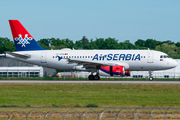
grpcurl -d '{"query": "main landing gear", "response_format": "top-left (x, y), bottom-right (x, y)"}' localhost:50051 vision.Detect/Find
top-left (88, 75), bottom-right (100, 80)
top-left (149, 70), bottom-right (153, 81)
top-left (88, 70), bottom-right (100, 80)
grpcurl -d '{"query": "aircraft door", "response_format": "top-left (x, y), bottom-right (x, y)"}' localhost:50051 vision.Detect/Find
top-left (41, 52), bottom-right (47, 63)
top-left (147, 52), bottom-right (153, 63)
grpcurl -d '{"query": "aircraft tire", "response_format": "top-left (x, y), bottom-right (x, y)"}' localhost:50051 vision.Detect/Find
top-left (94, 75), bottom-right (100, 80)
top-left (149, 77), bottom-right (153, 81)
top-left (88, 75), bottom-right (94, 80)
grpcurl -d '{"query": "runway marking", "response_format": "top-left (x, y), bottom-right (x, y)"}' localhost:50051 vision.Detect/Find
top-left (0, 80), bottom-right (180, 84)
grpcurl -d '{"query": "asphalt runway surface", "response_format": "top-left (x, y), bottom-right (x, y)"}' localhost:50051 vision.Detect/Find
top-left (0, 80), bottom-right (180, 84)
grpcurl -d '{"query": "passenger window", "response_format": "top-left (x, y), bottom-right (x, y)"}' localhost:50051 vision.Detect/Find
top-left (85, 56), bottom-right (87, 58)
top-left (75, 56), bottom-right (76, 58)
top-left (77, 56), bottom-right (79, 58)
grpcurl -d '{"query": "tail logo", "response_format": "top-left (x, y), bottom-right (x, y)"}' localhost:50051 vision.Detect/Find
top-left (15, 34), bottom-right (33, 47)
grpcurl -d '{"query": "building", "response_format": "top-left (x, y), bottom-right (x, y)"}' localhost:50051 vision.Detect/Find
top-left (0, 57), bottom-right (55, 77)
top-left (0, 66), bottom-right (43, 77)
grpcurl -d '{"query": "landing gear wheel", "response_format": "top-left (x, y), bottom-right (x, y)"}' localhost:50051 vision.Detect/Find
top-left (149, 70), bottom-right (153, 81)
top-left (149, 77), bottom-right (153, 81)
top-left (88, 75), bottom-right (94, 80)
top-left (94, 75), bottom-right (100, 80)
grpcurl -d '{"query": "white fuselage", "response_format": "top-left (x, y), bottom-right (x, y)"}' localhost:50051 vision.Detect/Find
top-left (6, 49), bottom-right (177, 72)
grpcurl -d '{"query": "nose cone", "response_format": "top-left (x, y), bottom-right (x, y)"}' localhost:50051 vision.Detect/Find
top-left (171, 59), bottom-right (178, 68)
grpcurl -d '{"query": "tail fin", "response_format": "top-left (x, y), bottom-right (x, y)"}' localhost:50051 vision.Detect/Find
top-left (9, 20), bottom-right (46, 51)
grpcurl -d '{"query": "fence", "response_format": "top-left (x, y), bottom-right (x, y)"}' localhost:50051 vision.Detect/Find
top-left (1, 106), bottom-right (180, 120)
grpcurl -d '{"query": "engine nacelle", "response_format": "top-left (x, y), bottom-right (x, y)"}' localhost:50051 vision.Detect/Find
top-left (99, 66), bottom-right (125, 76)
top-left (125, 71), bottom-right (130, 76)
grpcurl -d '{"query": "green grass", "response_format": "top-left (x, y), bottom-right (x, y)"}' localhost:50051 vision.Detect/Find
top-left (0, 84), bottom-right (180, 108)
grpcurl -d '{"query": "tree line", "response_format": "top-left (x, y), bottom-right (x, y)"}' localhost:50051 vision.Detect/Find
top-left (0, 36), bottom-right (180, 58)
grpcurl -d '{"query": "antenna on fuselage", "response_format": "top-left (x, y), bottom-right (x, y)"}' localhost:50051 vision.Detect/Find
top-left (148, 48), bottom-right (150, 50)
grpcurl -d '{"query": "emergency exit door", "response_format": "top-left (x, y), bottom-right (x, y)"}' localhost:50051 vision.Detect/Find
top-left (147, 52), bottom-right (153, 63)
top-left (41, 52), bottom-right (47, 63)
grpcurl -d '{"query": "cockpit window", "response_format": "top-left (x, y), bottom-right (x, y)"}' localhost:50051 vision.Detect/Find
top-left (160, 55), bottom-right (170, 58)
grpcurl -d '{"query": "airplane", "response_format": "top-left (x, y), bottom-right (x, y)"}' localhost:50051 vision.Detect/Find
top-left (2, 20), bottom-right (178, 81)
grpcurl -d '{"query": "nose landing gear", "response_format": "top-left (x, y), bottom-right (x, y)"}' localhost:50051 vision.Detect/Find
top-left (149, 70), bottom-right (153, 81)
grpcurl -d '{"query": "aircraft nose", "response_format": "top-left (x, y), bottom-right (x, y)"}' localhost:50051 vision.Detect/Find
top-left (172, 59), bottom-right (178, 68)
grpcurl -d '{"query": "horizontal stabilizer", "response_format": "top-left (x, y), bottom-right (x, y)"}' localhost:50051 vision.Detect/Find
top-left (0, 54), bottom-right (6, 57)
top-left (5, 52), bottom-right (31, 59)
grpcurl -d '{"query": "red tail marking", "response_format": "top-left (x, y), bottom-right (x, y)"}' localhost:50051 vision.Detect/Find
top-left (9, 20), bottom-right (33, 39)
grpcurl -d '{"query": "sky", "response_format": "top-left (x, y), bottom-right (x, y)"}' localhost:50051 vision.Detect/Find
top-left (0, 0), bottom-right (180, 44)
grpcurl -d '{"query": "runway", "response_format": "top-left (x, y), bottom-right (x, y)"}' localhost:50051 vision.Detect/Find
top-left (0, 80), bottom-right (180, 84)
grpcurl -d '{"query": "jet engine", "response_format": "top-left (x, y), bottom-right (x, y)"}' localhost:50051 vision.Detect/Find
top-left (125, 71), bottom-right (130, 76)
top-left (99, 66), bottom-right (125, 76)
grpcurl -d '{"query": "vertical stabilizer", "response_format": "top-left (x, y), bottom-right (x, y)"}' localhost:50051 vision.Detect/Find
top-left (9, 20), bottom-right (46, 51)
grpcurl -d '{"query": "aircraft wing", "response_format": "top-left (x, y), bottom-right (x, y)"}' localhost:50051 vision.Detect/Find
top-left (5, 52), bottom-right (31, 59)
top-left (67, 58), bottom-right (129, 69)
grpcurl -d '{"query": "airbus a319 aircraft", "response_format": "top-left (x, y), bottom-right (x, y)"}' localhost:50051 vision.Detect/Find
top-left (3, 20), bottom-right (178, 80)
